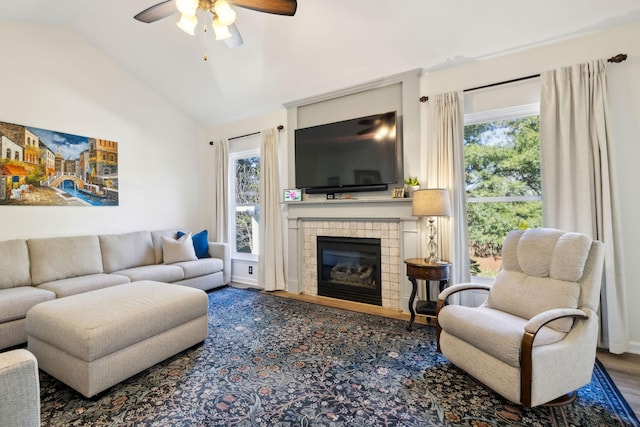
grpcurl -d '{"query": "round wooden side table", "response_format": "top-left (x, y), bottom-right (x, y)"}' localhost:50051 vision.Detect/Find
top-left (404, 258), bottom-right (451, 331)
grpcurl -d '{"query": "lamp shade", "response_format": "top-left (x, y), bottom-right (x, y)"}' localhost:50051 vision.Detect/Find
top-left (212, 17), bottom-right (232, 40)
top-left (177, 14), bottom-right (198, 35)
top-left (412, 188), bottom-right (452, 217)
top-left (215, 0), bottom-right (237, 26)
top-left (176, 0), bottom-right (198, 16)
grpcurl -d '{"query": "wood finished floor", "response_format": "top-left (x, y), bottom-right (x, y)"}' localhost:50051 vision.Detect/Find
top-left (270, 290), bottom-right (640, 418)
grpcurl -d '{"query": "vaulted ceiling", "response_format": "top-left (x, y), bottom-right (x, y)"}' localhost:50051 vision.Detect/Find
top-left (2, 1), bottom-right (639, 127)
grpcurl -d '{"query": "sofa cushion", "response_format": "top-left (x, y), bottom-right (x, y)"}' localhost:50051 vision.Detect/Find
top-left (0, 239), bottom-right (31, 289)
top-left (173, 258), bottom-right (224, 279)
top-left (549, 232), bottom-right (593, 282)
top-left (28, 236), bottom-right (104, 285)
top-left (502, 228), bottom-right (592, 281)
top-left (488, 228), bottom-right (590, 333)
top-left (36, 274), bottom-right (131, 298)
top-left (487, 270), bottom-right (580, 332)
top-left (112, 264), bottom-right (184, 283)
top-left (151, 229), bottom-right (180, 264)
top-left (99, 231), bottom-right (155, 273)
top-left (178, 230), bottom-right (211, 259)
top-left (162, 234), bottom-right (197, 264)
top-left (517, 228), bottom-right (564, 277)
top-left (0, 287), bottom-right (56, 323)
top-left (438, 304), bottom-right (567, 367)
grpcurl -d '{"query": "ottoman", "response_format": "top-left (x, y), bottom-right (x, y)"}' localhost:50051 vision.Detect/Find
top-left (26, 281), bottom-right (208, 397)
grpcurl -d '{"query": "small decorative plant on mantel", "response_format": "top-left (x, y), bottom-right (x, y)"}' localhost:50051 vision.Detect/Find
top-left (404, 176), bottom-right (419, 186)
top-left (404, 176), bottom-right (420, 197)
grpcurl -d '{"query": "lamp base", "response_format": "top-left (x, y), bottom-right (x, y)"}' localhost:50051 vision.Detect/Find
top-left (426, 220), bottom-right (439, 264)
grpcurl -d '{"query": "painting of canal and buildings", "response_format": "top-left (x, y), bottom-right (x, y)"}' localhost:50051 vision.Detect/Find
top-left (0, 120), bottom-right (118, 206)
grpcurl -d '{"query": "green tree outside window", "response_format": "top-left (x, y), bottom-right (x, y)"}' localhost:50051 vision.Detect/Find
top-left (464, 116), bottom-right (542, 277)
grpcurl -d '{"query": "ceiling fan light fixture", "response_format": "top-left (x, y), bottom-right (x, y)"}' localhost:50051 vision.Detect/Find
top-left (214, 0), bottom-right (237, 26)
top-left (177, 13), bottom-right (198, 35)
top-left (176, 0), bottom-right (199, 16)
top-left (135, 0), bottom-right (297, 55)
top-left (212, 17), bottom-right (232, 40)
top-left (223, 23), bottom-right (244, 48)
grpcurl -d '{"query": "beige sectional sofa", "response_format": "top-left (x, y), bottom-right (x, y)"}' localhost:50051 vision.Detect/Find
top-left (0, 228), bottom-right (230, 351)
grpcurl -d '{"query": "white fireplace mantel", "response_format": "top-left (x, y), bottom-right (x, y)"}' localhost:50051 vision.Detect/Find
top-left (286, 197), bottom-right (414, 220)
top-left (285, 197), bottom-right (421, 312)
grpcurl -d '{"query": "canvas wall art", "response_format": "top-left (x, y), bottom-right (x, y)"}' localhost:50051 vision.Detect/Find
top-left (0, 120), bottom-right (118, 206)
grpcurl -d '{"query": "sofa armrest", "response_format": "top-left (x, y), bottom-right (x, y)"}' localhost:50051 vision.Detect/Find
top-left (435, 282), bottom-right (492, 352)
top-left (0, 349), bottom-right (40, 427)
top-left (438, 282), bottom-right (492, 302)
top-left (524, 308), bottom-right (588, 336)
top-left (208, 242), bottom-right (231, 285)
top-left (520, 308), bottom-right (590, 406)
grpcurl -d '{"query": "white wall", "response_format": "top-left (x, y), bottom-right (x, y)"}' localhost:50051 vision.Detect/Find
top-left (0, 22), bottom-right (203, 239)
top-left (421, 21), bottom-right (640, 353)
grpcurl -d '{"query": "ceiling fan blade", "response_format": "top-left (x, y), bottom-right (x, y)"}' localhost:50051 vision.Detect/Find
top-left (229, 0), bottom-right (297, 16)
top-left (224, 24), bottom-right (244, 48)
top-left (134, 0), bottom-right (178, 23)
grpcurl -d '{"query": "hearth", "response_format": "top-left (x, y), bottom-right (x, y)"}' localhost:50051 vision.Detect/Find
top-left (316, 236), bottom-right (382, 306)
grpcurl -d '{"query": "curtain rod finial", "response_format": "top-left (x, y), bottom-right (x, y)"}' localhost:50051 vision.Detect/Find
top-left (608, 53), bottom-right (627, 63)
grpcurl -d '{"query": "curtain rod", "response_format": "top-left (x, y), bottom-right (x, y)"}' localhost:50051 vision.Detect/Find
top-left (419, 53), bottom-right (628, 103)
top-left (209, 125), bottom-right (284, 145)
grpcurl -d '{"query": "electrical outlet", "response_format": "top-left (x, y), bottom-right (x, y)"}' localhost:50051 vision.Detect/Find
top-left (248, 265), bottom-right (253, 275)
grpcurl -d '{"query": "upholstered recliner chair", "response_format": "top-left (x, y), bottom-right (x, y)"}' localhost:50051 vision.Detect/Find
top-left (0, 349), bottom-right (41, 426)
top-left (436, 228), bottom-right (605, 407)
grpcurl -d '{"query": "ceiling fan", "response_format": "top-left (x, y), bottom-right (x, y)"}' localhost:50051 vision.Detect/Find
top-left (134, 0), bottom-right (297, 53)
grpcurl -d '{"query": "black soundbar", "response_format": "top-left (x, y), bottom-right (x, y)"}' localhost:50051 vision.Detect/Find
top-left (304, 184), bottom-right (388, 195)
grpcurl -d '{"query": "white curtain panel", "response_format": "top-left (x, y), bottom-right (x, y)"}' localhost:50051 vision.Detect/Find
top-left (426, 91), bottom-right (470, 285)
top-left (540, 60), bottom-right (628, 354)
top-left (211, 139), bottom-right (229, 243)
top-left (259, 128), bottom-right (286, 291)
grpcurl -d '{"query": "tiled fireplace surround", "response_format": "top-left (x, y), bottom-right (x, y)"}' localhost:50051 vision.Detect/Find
top-left (286, 199), bottom-right (420, 312)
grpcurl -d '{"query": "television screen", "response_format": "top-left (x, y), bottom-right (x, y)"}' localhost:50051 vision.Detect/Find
top-left (294, 111), bottom-right (398, 192)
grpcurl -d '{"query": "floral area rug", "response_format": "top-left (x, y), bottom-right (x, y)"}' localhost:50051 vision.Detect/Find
top-left (40, 286), bottom-right (639, 426)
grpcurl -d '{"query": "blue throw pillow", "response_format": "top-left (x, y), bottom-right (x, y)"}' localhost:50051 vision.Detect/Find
top-left (177, 229), bottom-right (211, 259)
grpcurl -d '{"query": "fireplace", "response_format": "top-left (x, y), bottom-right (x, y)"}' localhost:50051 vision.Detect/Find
top-left (316, 236), bottom-right (382, 306)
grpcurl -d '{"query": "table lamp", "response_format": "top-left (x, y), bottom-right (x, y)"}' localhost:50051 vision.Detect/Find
top-left (411, 188), bottom-right (452, 263)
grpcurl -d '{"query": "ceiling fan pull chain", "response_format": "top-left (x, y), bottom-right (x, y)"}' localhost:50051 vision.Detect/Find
top-left (202, 10), bottom-right (210, 61)
top-left (203, 28), bottom-right (208, 61)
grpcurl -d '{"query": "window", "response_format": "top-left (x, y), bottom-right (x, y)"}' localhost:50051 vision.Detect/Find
top-left (230, 149), bottom-right (260, 257)
top-left (464, 105), bottom-right (542, 278)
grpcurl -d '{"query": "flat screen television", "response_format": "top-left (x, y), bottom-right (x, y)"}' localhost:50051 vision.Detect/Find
top-left (294, 111), bottom-right (398, 194)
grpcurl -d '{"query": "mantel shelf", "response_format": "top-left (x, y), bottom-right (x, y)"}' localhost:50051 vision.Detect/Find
top-left (285, 197), bottom-right (416, 222)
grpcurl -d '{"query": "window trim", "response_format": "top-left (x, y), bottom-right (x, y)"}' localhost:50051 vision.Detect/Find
top-left (467, 195), bottom-right (542, 203)
top-left (228, 147), bottom-right (260, 261)
top-left (465, 103), bottom-right (539, 125)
